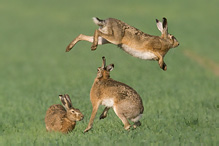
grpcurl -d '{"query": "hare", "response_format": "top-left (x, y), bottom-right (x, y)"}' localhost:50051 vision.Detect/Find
top-left (45, 94), bottom-right (84, 133)
top-left (84, 56), bottom-right (144, 133)
top-left (66, 17), bottom-right (179, 71)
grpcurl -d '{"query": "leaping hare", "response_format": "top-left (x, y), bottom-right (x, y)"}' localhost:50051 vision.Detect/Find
top-left (84, 57), bottom-right (144, 133)
top-left (66, 17), bottom-right (179, 71)
top-left (45, 94), bottom-right (84, 133)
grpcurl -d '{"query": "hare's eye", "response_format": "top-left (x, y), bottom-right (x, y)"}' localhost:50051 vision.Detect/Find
top-left (72, 110), bottom-right (75, 113)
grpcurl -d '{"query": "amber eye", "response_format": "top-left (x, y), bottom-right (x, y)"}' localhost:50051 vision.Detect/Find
top-left (72, 110), bottom-right (75, 113)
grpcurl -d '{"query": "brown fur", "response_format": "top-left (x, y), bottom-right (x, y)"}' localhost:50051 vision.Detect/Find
top-left (84, 57), bottom-right (144, 133)
top-left (66, 17), bottom-right (179, 71)
top-left (45, 94), bottom-right (84, 133)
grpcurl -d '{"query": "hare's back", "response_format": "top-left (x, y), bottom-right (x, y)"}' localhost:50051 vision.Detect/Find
top-left (45, 104), bottom-right (66, 131)
top-left (105, 80), bottom-right (141, 100)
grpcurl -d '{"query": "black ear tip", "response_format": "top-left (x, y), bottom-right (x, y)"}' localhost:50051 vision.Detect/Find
top-left (112, 64), bottom-right (114, 67)
top-left (156, 19), bottom-right (159, 23)
top-left (102, 56), bottom-right (105, 59)
top-left (163, 17), bottom-right (167, 21)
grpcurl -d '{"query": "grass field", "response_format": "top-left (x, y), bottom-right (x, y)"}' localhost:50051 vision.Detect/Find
top-left (0, 0), bottom-right (218, 145)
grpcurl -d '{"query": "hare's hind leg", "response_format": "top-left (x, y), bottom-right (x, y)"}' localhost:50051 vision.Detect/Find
top-left (99, 107), bottom-right (110, 119)
top-left (66, 34), bottom-right (92, 52)
top-left (66, 34), bottom-right (109, 52)
top-left (91, 29), bottom-right (122, 50)
top-left (113, 106), bottom-right (131, 130)
top-left (131, 114), bottom-right (142, 128)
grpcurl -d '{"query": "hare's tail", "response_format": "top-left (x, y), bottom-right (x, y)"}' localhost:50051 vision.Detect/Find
top-left (92, 17), bottom-right (105, 26)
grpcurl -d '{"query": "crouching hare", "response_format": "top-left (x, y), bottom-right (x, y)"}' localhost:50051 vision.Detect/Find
top-left (45, 94), bottom-right (84, 133)
top-left (66, 17), bottom-right (179, 71)
top-left (84, 57), bottom-right (144, 133)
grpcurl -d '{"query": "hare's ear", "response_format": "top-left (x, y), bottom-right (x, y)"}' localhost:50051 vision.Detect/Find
top-left (64, 94), bottom-right (72, 108)
top-left (156, 17), bottom-right (168, 38)
top-left (106, 64), bottom-right (114, 71)
top-left (59, 94), bottom-right (72, 109)
top-left (102, 56), bottom-right (106, 69)
top-left (162, 17), bottom-right (168, 35)
top-left (156, 19), bottom-right (163, 33)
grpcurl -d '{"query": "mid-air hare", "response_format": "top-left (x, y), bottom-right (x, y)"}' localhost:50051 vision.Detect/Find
top-left (45, 94), bottom-right (84, 133)
top-left (84, 57), bottom-right (144, 133)
top-left (66, 17), bottom-right (179, 71)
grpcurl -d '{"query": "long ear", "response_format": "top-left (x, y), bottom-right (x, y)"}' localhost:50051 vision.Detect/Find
top-left (64, 94), bottom-right (72, 108)
top-left (156, 19), bottom-right (163, 33)
top-left (162, 17), bottom-right (168, 35)
top-left (106, 64), bottom-right (114, 71)
top-left (156, 18), bottom-right (168, 38)
top-left (59, 95), bottom-right (64, 103)
top-left (102, 56), bottom-right (106, 69)
top-left (59, 94), bottom-right (72, 109)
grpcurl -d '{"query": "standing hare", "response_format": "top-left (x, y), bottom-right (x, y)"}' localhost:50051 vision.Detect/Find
top-left (84, 57), bottom-right (144, 133)
top-left (66, 17), bottom-right (179, 71)
top-left (45, 94), bottom-right (84, 133)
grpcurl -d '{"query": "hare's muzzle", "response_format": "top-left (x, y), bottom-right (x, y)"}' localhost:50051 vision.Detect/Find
top-left (78, 114), bottom-right (84, 121)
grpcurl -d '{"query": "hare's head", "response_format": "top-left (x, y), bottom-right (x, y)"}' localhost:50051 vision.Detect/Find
top-left (96, 56), bottom-right (114, 79)
top-left (59, 94), bottom-right (84, 121)
top-left (156, 17), bottom-right (179, 48)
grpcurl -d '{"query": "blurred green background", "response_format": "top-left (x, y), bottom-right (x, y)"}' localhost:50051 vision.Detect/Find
top-left (0, 0), bottom-right (218, 145)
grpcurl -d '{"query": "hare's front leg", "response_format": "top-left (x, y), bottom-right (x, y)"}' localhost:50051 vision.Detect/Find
top-left (99, 107), bottom-right (110, 119)
top-left (154, 52), bottom-right (167, 71)
top-left (84, 102), bottom-right (100, 133)
top-left (158, 58), bottom-right (167, 71)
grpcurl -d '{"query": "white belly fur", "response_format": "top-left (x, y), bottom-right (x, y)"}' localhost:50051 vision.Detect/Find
top-left (121, 44), bottom-right (157, 60)
top-left (101, 98), bottom-right (114, 107)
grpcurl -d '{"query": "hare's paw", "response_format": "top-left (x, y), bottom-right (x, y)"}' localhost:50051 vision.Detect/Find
top-left (84, 126), bottom-right (92, 133)
top-left (66, 43), bottom-right (75, 52)
top-left (99, 113), bottom-right (107, 120)
top-left (91, 45), bottom-right (97, 50)
top-left (124, 124), bottom-right (131, 130)
top-left (162, 63), bottom-right (167, 71)
top-left (66, 46), bottom-right (72, 52)
top-left (159, 61), bottom-right (167, 71)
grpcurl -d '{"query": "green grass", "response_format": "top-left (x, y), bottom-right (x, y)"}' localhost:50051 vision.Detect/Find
top-left (0, 0), bottom-right (218, 145)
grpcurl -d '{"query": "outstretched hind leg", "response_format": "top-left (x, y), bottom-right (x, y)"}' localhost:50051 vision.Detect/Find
top-left (66, 34), bottom-right (109, 52)
top-left (66, 34), bottom-right (92, 52)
